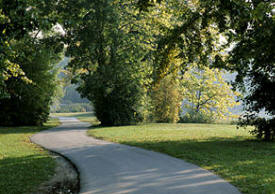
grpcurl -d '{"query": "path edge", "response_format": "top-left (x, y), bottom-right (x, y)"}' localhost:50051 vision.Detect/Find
top-left (30, 129), bottom-right (81, 194)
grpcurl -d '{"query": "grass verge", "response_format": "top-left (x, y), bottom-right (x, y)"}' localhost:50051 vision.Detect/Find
top-left (0, 118), bottom-right (60, 194)
top-left (88, 123), bottom-right (275, 194)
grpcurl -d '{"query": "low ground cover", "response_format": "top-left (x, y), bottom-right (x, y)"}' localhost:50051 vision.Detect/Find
top-left (0, 118), bottom-right (60, 194)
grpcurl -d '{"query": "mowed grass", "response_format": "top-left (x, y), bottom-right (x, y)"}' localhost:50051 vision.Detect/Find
top-left (51, 112), bottom-right (99, 124)
top-left (88, 123), bottom-right (275, 194)
top-left (0, 118), bottom-right (60, 194)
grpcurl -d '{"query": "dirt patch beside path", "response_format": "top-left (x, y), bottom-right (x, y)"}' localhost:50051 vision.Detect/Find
top-left (32, 153), bottom-right (79, 194)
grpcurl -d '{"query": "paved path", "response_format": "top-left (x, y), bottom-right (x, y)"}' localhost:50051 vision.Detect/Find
top-left (31, 117), bottom-right (240, 194)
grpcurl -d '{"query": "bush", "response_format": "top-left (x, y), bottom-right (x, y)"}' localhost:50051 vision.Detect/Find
top-left (151, 75), bottom-right (182, 123)
top-left (179, 110), bottom-right (214, 123)
top-left (239, 115), bottom-right (275, 141)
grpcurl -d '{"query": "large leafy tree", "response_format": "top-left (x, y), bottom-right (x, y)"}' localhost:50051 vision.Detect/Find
top-left (202, 0), bottom-right (274, 140)
top-left (63, 0), bottom-right (153, 125)
top-left (224, 1), bottom-right (275, 140)
top-left (0, 37), bottom-right (62, 126)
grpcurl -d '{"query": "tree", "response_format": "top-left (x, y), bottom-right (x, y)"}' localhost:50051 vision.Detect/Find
top-left (180, 64), bottom-right (240, 122)
top-left (0, 0), bottom-right (63, 126)
top-left (0, 0), bottom-right (59, 94)
top-left (224, 1), bottom-right (275, 140)
top-left (151, 74), bottom-right (181, 123)
top-left (63, 0), bottom-right (153, 125)
top-left (0, 38), bottom-right (62, 126)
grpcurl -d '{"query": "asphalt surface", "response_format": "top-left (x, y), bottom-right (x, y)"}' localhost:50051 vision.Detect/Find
top-left (31, 117), bottom-right (241, 194)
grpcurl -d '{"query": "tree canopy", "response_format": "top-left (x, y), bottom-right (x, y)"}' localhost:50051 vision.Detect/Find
top-left (62, 0), bottom-right (154, 125)
top-left (0, 0), bottom-right (274, 140)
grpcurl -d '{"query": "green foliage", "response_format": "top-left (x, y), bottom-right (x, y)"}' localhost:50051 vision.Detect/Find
top-left (77, 63), bottom-right (146, 126)
top-left (136, 1), bottom-right (239, 124)
top-left (151, 75), bottom-right (181, 123)
top-left (222, 1), bottom-right (275, 141)
top-left (140, 0), bottom-right (275, 140)
top-left (0, 0), bottom-right (63, 126)
top-left (240, 116), bottom-right (275, 142)
top-left (0, 0), bottom-right (59, 90)
top-left (150, 1), bottom-right (225, 85)
top-left (180, 64), bottom-right (240, 121)
top-left (0, 39), bottom-right (62, 126)
top-left (1, 0), bottom-right (273, 136)
top-left (179, 110), bottom-right (214, 124)
top-left (64, 0), bottom-right (153, 126)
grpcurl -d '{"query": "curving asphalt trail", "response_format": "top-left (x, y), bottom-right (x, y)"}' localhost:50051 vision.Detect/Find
top-left (31, 117), bottom-right (241, 194)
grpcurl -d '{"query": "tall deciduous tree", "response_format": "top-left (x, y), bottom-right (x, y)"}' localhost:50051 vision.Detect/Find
top-left (63, 0), bottom-right (153, 125)
top-left (0, 38), bottom-right (62, 126)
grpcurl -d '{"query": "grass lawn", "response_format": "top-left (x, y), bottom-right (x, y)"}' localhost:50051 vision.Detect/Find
top-left (0, 118), bottom-right (60, 194)
top-left (88, 123), bottom-right (275, 194)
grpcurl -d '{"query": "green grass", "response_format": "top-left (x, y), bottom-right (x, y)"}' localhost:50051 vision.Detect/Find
top-left (88, 123), bottom-right (275, 194)
top-left (51, 112), bottom-right (99, 124)
top-left (0, 118), bottom-right (60, 194)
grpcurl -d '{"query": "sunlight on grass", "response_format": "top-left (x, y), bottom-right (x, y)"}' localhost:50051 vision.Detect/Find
top-left (0, 118), bottom-right (60, 194)
top-left (88, 123), bottom-right (275, 194)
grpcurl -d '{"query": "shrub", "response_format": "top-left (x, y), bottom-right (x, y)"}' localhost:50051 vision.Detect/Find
top-left (151, 75), bottom-right (182, 123)
top-left (179, 110), bottom-right (215, 123)
top-left (239, 115), bottom-right (275, 141)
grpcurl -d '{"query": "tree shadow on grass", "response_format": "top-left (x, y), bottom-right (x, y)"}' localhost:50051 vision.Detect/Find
top-left (119, 137), bottom-right (275, 193)
top-left (0, 154), bottom-right (55, 194)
